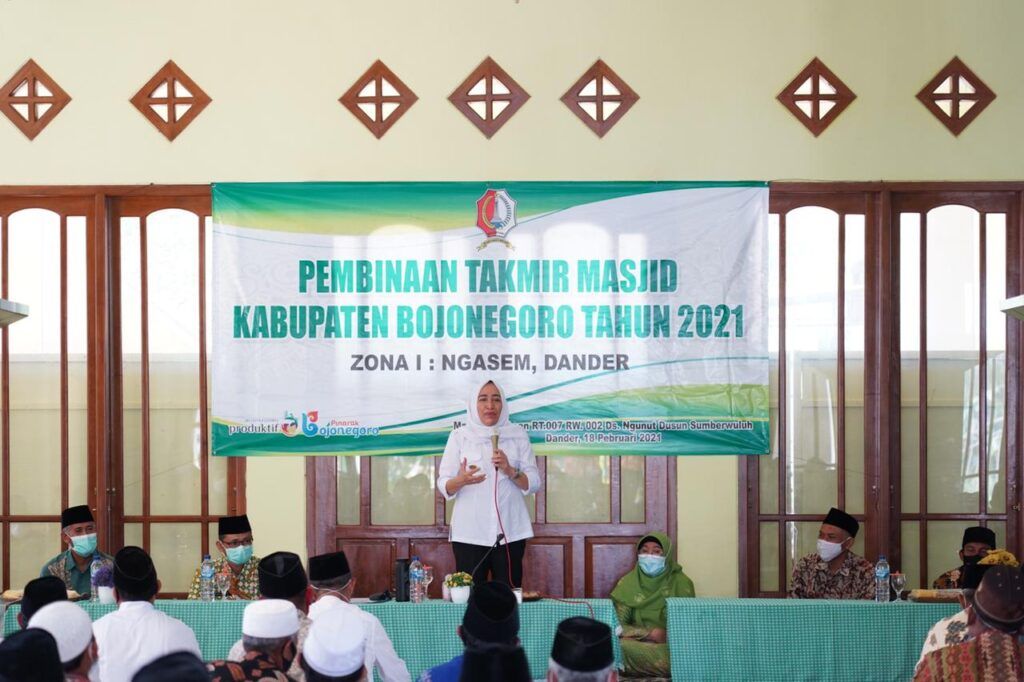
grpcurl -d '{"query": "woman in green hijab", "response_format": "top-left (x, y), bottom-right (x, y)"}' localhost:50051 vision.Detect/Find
top-left (610, 531), bottom-right (695, 678)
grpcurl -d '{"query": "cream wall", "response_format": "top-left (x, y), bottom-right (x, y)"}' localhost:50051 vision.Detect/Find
top-left (2, 0), bottom-right (1020, 595)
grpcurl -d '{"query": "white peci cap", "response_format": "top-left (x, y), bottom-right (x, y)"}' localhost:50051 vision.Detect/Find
top-left (301, 606), bottom-right (366, 677)
top-left (27, 601), bottom-right (93, 664)
top-left (242, 599), bottom-right (300, 638)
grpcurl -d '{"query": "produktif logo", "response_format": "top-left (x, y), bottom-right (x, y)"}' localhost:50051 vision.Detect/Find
top-left (281, 412), bottom-right (299, 437)
top-left (476, 188), bottom-right (517, 250)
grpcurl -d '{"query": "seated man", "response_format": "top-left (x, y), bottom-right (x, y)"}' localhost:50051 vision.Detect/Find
top-left (914, 565), bottom-right (1024, 680)
top-left (92, 546), bottom-right (201, 682)
top-left (548, 617), bottom-right (617, 682)
top-left (932, 526), bottom-right (996, 589)
top-left (0, 629), bottom-right (63, 682)
top-left (419, 581), bottom-right (519, 682)
top-left (188, 514), bottom-right (260, 600)
top-left (40, 505), bottom-right (113, 598)
top-left (300, 607), bottom-right (368, 682)
top-left (211, 600), bottom-right (299, 682)
top-left (228, 552), bottom-right (312, 681)
top-left (27, 601), bottom-right (97, 682)
top-left (307, 551), bottom-right (410, 681)
top-left (18, 575), bottom-right (68, 629)
top-left (790, 507), bottom-right (873, 600)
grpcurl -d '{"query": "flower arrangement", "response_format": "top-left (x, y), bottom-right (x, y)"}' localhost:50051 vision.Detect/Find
top-left (92, 564), bottom-right (114, 588)
top-left (444, 572), bottom-right (473, 588)
top-left (979, 549), bottom-right (1019, 568)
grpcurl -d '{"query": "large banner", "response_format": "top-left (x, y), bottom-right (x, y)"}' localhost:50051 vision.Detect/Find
top-left (211, 182), bottom-right (769, 457)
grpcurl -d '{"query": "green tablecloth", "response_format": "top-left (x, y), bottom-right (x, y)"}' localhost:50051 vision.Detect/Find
top-left (3, 598), bottom-right (621, 679)
top-left (666, 598), bottom-right (960, 682)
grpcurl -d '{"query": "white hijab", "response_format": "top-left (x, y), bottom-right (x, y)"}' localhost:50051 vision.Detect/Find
top-left (463, 379), bottom-right (528, 442)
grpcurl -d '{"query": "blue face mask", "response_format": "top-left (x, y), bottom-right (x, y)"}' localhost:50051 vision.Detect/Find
top-left (638, 553), bottom-right (667, 577)
top-left (70, 533), bottom-right (97, 557)
top-left (226, 544), bottom-right (253, 565)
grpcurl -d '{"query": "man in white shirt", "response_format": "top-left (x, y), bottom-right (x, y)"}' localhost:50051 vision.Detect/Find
top-left (92, 546), bottom-right (201, 682)
top-left (307, 551), bottom-right (410, 682)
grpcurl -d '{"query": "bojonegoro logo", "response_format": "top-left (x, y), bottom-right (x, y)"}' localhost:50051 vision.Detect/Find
top-left (476, 188), bottom-right (518, 250)
top-left (281, 410), bottom-right (379, 439)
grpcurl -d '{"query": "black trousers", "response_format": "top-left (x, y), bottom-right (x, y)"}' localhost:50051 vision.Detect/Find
top-left (452, 539), bottom-right (526, 588)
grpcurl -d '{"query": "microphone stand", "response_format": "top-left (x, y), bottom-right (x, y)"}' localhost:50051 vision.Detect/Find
top-left (469, 533), bottom-right (505, 583)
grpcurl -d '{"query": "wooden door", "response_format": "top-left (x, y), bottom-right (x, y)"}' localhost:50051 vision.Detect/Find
top-left (308, 454), bottom-right (675, 598)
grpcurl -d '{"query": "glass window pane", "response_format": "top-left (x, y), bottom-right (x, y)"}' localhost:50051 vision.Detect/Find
top-left (925, 206), bottom-right (981, 514)
top-left (125, 523), bottom-right (143, 549)
top-left (987, 521), bottom-right (1006, 551)
top-left (761, 214), bottom-right (781, 514)
top-left (785, 207), bottom-right (839, 514)
top-left (147, 210), bottom-right (201, 515)
top-left (986, 214), bottom-right (1007, 514)
top-left (150, 523), bottom-right (201, 593)
top-left (759, 363), bottom-right (780, 514)
top-left (10, 523), bottom-right (60, 590)
top-left (547, 456), bottom-right (610, 523)
top-left (208, 443), bottom-right (228, 516)
top-left (901, 521), bottom-right (921, 589)
top-left (337, 457), bottom-right (361, 525)
top-left (68, 217), bottom-right (89, 507)
top-left (844, 216), bottom-right (866, 514)
top-left (371, 457), bottom-right (434, 525)
top-left (759, 523), bottom-right (779, 592)
top-left (620, 456), bottom-right (645, 523)
top-left (900, 214), bottom-right (921, 514)
top-left (8, 209), bottom-right (61, 514)
top-left (122, 218), bottom-right (144, 516)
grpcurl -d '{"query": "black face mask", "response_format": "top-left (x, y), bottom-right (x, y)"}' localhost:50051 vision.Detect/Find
top-left (963, 554), bottom-right (983, 566)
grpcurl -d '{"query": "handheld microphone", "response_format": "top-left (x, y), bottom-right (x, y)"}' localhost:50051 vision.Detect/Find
top-left (469, 533), bottom-right (505, 581)
top-left (491, 430), bottom-right (500, 470)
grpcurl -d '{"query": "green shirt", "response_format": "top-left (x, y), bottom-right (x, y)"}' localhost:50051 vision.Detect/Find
top-left (40, 549), bottom-right (114, 596)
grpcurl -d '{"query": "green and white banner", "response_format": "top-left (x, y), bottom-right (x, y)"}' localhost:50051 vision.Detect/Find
top-left (211, 182), bottom-right (769, 457)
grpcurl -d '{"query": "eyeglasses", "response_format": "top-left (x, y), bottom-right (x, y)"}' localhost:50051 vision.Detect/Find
top-left (221, 538), bottom-right (254, 548)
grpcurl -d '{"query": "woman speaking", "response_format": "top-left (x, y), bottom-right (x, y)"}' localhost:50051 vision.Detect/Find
top-left (437, 380), bottom-right (540, 587)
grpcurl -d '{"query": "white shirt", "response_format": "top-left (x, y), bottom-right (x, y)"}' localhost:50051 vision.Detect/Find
top-left (436, 427), bottom-right (541, 546)
top-left (92, 601), bottom-right (201, 682)
top-left (308, 596), bottom-right (411, 682)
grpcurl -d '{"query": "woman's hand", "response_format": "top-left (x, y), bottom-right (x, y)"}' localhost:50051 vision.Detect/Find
top-left (491, 448), bottom-right (514, 477)
top-left (446, 458), bottom-right (486, 495)
top-left (645, 628), bottom-right (667, 644)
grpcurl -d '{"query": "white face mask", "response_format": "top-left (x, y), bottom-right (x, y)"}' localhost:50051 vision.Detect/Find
top-left (817, 539), bottom-right (845, 562)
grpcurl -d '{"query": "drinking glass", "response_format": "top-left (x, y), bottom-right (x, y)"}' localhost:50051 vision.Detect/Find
top-left (890, 573), bottom-right (907, 602)
top-left (423, 565), bottom-right (435, 600)
top-left (215, 573), bottom-right (231, 600)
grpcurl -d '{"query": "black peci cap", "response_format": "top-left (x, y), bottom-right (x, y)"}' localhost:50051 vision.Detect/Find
top-left (258, 552), bottom-right (308, 599)
top-left (308, 551), bottom-right (351, 584)
top-left (550, 617), bottom-right (614, 672)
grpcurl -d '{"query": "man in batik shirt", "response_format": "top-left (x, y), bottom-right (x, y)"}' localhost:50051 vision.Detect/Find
top-left (790, 507), bottom-right (873, 600)
top-left (209, 600), bottom-right (297, 682)
top-left (931, 526), bottom-right (995, 589)
top-left (187, 514), bottom-right (260, 600)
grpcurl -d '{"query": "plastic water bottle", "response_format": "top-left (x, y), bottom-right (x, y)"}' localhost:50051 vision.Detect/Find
top-left (409, 556), bottom-right (425, 603)
top-left (89, 554), bottom-right (103, 602)
top-left (200, 554), bottom-right (215, 602)
top-left (874, 555), bottom-right (890, 603)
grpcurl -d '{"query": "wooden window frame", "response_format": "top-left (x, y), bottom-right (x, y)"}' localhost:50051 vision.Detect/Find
top-left (739, 182), bottom-right (1024, 597)
top-left (0, 186), bottom-right (246, 594)
top-left (448, 57), bottom-right (530, 139)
